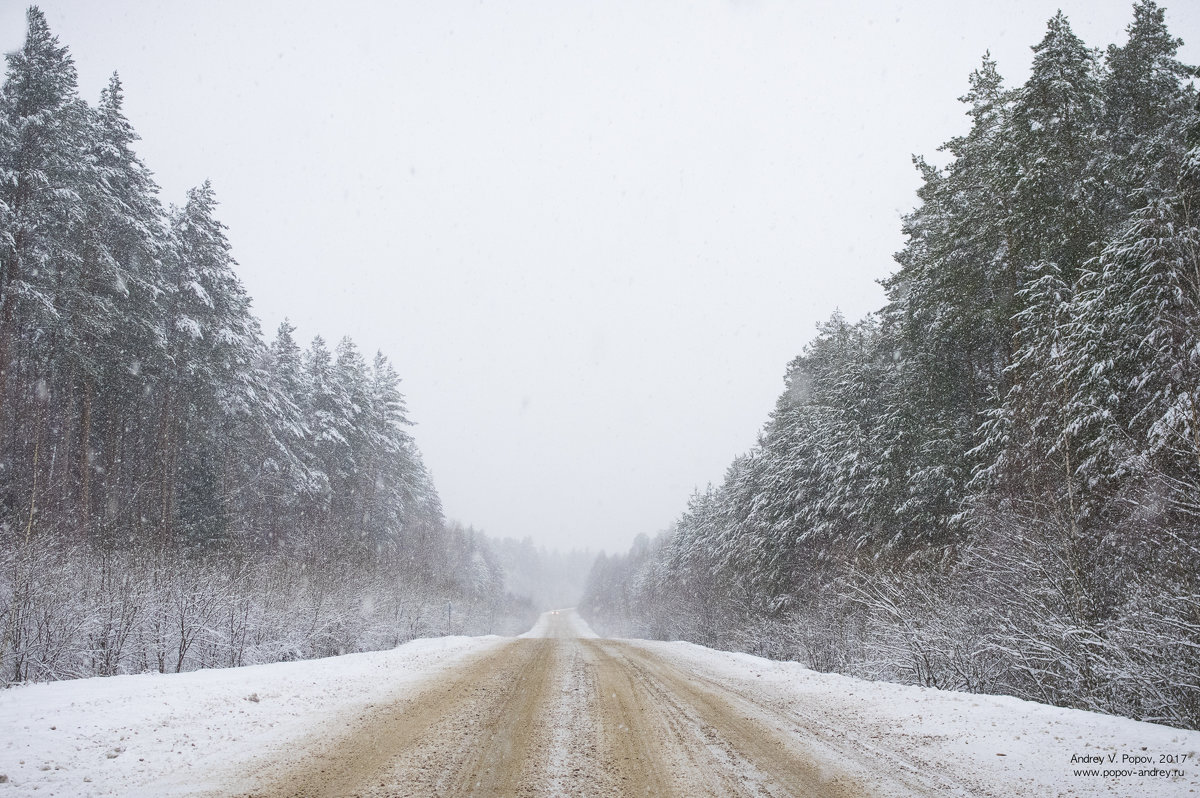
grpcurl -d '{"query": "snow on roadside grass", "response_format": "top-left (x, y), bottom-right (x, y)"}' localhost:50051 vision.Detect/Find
top-left (639, 640), bottom-right (1200, 797)
top-left (5, 614), bottom-right (1197, 798)
top-left (0, 635), bottom-right (504, 798)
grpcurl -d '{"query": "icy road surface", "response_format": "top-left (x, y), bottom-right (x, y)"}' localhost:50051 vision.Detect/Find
top-left (2, 611), bottom-right (1198, 797)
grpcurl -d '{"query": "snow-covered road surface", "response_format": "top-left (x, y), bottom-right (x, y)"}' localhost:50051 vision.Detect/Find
top-left (1, 610), bottom-right (1197, 796)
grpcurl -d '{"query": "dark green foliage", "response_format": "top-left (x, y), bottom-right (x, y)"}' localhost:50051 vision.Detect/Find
top-left (582, 3), bottom-right (1200, 729)
top-left (0, 8), bottom-right (530, 683)
top-left (0, 9), bottom-right (443, 557)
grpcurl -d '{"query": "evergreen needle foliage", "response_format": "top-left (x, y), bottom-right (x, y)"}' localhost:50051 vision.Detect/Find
top-left (582, 2), bottom-right (1200, 730)
top-left (0, 7), bottom-right (539, 684)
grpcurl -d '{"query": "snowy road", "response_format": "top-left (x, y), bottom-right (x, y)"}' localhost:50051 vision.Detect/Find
top-left (2, 610), bottom-right (1198, 796)
top-left (234, 613), bottom-right (869, 798)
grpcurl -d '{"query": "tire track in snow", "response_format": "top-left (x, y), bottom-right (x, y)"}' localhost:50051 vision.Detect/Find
top-left (233, 637), bottom-right (556, 798)
top-left (585, 639), bottom-right (867, 798)
top-left (225, 613), bottom-right (914, 798)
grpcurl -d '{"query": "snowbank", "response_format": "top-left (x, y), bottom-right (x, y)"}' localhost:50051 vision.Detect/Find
top-left (0, 635), bottom-right (503, 797)
top-left (641, 640), bottom-right (1200, 797)
top-left (4, 619), bottom-right (1196, 798)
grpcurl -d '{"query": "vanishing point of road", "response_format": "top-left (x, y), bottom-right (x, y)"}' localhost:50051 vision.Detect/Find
top-left (223, 611), bottom-right (950, 798)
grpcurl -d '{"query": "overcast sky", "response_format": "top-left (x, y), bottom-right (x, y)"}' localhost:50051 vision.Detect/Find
top-left (4, 0), bottom-right (1198, 553)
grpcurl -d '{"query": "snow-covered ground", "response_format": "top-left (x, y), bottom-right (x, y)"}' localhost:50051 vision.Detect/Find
top-left (0, 635), bottom-right (505, 797)
top-left (641, 639), bottom-right (1200, 797)
top-left (1, 613), bottom-right (1197, 797)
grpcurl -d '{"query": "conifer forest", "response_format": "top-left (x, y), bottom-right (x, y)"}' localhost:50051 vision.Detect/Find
top-left (0, 7), bottom-right (546, 686)
top-left (582, 4), bottom-right (1200, 730)
top-left (2, 0), bottom-right (1200, 738)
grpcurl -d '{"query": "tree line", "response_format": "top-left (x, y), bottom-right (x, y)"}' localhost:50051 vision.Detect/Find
top-left (582, 3), bottom-right (1200, 730)
top-left (0, 7), bottom-right (535, 685)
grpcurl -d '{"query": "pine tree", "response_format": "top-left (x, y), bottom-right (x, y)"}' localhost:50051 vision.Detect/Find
top-left (1067, 143), bottom-right (1200, 515)
top-left (0, 6), bottom-right (91, 532)
top-left (76, 72), bottom-right (167, 540)
top-left (267, 319), bottom-right (305, 401)
top-left (332, 336), bottom-right (369, 538)
top-left (301, 335), bottom-right (339, 534)
top-left (361, 350), bottom-right (419, 544)
top-left (1102, 0), bottom-right (1197, 218)
top-left (973, 261), bottom-right (1078, 510)
top-left (972, 12), bottom-right (1106, 530)
top-left (1005, 12), bottom-right (1105, 283)
top-left (877, 56), bottom-right (1014, 547)
top-left (253, 319), bottom-right (313, 546)
top-left (888, 54), bottom-right (1012, 388)
top-left (159, 182), bottom-right (261, 546)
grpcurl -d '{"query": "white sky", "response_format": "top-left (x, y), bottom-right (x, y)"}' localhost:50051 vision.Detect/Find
top-left (4, 1), bottom-right (1198, 553)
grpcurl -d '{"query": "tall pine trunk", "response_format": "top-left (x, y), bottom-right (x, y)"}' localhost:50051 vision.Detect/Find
top-left (78, 376), bottom-right (93, 537)
top-left (156, 383), bottom-right (175, 546)
top-left (0, 247), bottom-right (20, 453)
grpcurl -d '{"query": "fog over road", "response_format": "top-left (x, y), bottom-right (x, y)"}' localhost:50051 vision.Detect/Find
top-left (228, 611), bottom-right (942, 798)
